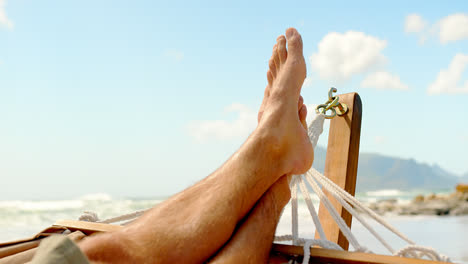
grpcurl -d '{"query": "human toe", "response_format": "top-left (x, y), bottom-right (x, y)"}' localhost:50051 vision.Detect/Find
top-left (276, 35), bottom-right (287, 63)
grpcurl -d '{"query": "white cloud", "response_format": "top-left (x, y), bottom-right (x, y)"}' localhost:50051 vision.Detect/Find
top-left (361, 71), bottom-right (409, 90)
top-left (164, 49), bottom-right (184, 62)
top-left (187, 103), bottom-right (257, 142)
top-left (405, 14), bottom-right (427, 33)
top-left (437, 13), bottom-right (468, 44)
top-left (310, 31), bottom-right (387, 82)
top-left (0, 0), bottom-right (13, 30)
top-left (428, 53), bottom-right (468, 95)
top-left (405, 13), bottom-right (468, 44)
top-left (404, 14), bottom-right (428, 44)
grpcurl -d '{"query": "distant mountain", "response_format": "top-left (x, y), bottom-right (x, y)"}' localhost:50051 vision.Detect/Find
top-left (312, 147), bottom-right (460, 191)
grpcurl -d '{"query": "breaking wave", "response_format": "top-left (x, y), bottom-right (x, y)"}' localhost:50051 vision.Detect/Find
top-left (365, 189), bottom-right (404, 197)
top-left (0, 193), bottom-right (163, 242)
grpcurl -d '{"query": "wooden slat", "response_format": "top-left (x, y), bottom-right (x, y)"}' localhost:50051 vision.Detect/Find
top-left (0, 239), bottom-right (42, 259)
top-left (271, 244), bottom-right (449, 264)
top-left (0, 220), bottom-right (118, 261)
top-left (0, 226), bottom-right (67, 248)
top-left (0, 227), bottom-right (66, 257)
top-left (315, 92), bottom-right (362, 250)
top-left (0, 231), bottom-right (86, 264)
top-left (53, 220), bottom-right (122, 235)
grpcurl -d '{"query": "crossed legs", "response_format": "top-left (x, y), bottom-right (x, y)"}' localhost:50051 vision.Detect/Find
top-left (79, 28), bottom-right (312, 264)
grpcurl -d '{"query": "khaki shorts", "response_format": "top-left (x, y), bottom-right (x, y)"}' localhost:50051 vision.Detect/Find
top-left (30, 235), bottom-right (89, 264)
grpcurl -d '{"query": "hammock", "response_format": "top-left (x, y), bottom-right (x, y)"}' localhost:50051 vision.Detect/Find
top-left (0, 89), bottom-right (452, 264)
top-left (275, 111), bottom-right (451, 263)
top-left (76, 88), bottom-right (451, 263)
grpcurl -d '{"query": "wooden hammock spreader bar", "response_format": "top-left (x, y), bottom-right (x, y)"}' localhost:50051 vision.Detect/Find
top-left (54, 217), bottom-right (450, 264)
top-left (1, 220), bottom-right (448, 264)
top-left (53, 219), bottom-right (122, 235)
top-left (0, 240), bottom-right (41, 259)
top-left (0, 226), bottom-right (68, 258)
top-left (0, 229), bottom-right (86, 264)
top-left (270, 244), bottom-right (449, 264)
top-left (315, 92), bottom-right (362, 250)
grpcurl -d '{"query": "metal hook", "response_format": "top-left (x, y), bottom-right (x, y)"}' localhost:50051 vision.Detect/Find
top-left (328, 87), bottom-right (338, 101)
top-left (316, 103), bottom-right (337, 119)
top-left (315, 87), bottom-right (348, 119)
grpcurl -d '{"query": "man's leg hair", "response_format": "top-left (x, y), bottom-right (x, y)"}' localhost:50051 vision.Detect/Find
top-left (208, 30), bottom-right (310, 263)
top-left (78, 27), bottom-right (312, 264)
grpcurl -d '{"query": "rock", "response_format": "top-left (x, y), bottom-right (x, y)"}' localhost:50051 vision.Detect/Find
top-left (413, 195), bottom-right (424, 203)
top-left (450, 203), bottom-right (468, 215)
top-left (424, 202), bottom-right (453, 215)
top-left (362, 185), bottom-right (468, 216)
top-left (380, 200), bottom-right (397, 212)
top-left (425, 193), bottom-right (438, 201)
top-left (448, 192), bottom-right (459, 200)
top-left (399, 201), bottom-right (455, 215)
top-left (456, 184), bottom-right (468, 193)
top-left (463, 193), bottom-right (468, 202)
top-left (449, 191), bottom-right (468, 202)
top-left (379, 198), bottom-right (398, 204)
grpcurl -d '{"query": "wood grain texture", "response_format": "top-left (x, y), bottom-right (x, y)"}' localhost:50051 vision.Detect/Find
top-left (0, 240), bottom-right (41, 259)
top-left (53, 220), bottom-right (123, 235)
top-left (0, 231), bottom-right (86, 264)
top-left (314, 92), bottom-right (362, 250)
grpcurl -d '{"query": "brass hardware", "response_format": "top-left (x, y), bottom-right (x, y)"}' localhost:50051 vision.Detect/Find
top-left (315, 87), bottom-right (348, 119)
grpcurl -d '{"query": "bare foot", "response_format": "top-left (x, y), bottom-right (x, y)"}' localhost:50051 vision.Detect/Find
top-left (209, 29), bottom-right (313, 263)
top-left (258, 45), bottom-right (308, 129)
top-left (79, 28), bottom-right (314, 264)
top-left (257, 28), bottom-right (313, 176)
top-left (208, 31), bottom-right (313, 263)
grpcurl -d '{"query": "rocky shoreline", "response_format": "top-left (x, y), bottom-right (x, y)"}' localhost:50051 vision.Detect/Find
top-left (366, 184), bottom-right (468, 216)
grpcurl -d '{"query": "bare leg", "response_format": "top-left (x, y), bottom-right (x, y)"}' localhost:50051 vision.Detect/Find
top-left (209, 35), bottom-right (309, 263)
top-left (79, 28), bottom-right (312, 264)
top-left (209, 176), bottom-right (291, 264)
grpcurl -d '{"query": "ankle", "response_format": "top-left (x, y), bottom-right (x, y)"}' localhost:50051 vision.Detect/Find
top-left (250, 125), bottom-right (292, 176)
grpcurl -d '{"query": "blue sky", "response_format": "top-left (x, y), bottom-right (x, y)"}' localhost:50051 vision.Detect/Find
top-left (1, 0), bottom-right (467, 200)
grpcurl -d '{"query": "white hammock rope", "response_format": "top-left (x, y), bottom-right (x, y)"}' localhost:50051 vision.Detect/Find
top-left (79, 210), bottom-right (145, 225)
top-left (296, 175), bottom-right (326, 241)
top-left (306, 169), bottom-right (395, 253)
top-left (79, 112), bottom-right (451, 263)
top-left (271, 113), bottom-right (451, 263)
top-left (310, 168), bottom-right (416, 246)
top-left (290, 176), bottom-right (300, 245)
top-left (302, 171), bottom-right (363, 251)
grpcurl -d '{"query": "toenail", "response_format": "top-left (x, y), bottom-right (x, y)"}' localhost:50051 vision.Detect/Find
top-left (286, 29), bottom-right (295, 39)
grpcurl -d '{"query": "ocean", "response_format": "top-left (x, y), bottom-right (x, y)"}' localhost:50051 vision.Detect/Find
top-left (1, 190), bottom-right (467, 263)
